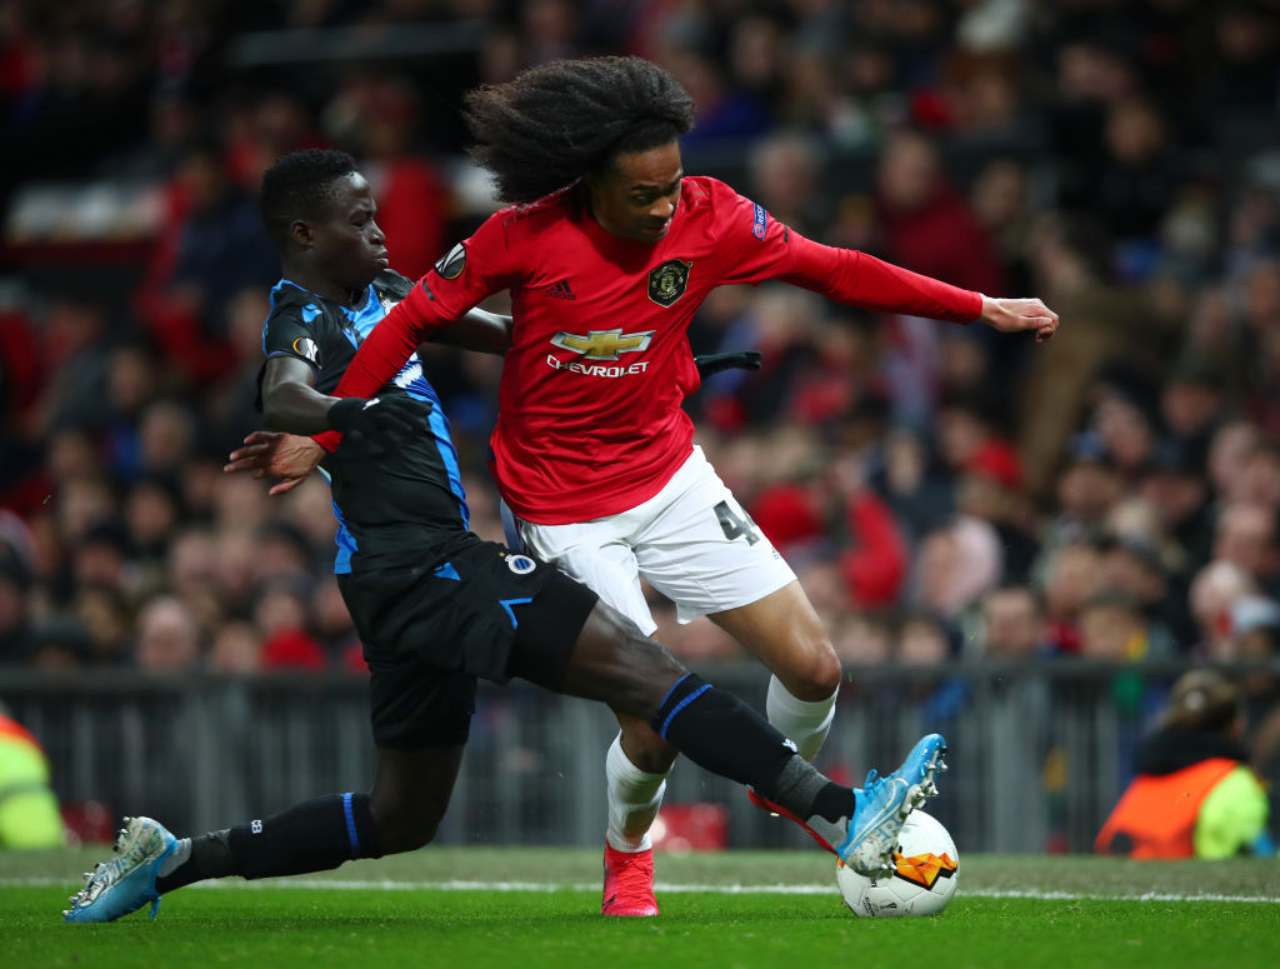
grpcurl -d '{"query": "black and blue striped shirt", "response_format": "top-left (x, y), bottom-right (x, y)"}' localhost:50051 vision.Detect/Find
top-left (260, 270), bottom-right (469, 574)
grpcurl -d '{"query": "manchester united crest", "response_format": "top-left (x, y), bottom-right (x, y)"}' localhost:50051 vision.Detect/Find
top-left (647, 259), bottom-right (692, 307)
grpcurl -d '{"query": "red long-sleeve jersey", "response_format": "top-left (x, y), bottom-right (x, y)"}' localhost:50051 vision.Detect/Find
top-left (326, 176), bottom-right (983, 524)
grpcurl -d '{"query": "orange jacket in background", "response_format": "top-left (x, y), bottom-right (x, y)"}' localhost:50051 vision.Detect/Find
top-left (1095, 758), bottom-right (1239, 859)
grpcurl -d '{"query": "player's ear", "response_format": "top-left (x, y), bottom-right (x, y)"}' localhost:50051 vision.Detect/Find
top-left (289, 218), bottom-right (314, 250)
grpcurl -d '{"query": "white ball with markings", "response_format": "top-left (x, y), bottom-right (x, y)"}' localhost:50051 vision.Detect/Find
top-left (836, 810), bottom-right (959, 917)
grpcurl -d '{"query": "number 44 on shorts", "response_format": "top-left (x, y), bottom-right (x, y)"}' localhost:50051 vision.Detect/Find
top-left (715, 500), bottom-right (761, 545)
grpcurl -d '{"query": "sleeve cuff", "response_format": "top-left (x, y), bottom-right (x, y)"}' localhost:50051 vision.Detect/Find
top-left (312, 430), bottom-right (341, 454)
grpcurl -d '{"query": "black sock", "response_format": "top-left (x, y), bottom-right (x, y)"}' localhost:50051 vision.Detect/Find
top-left (650, 673), bottom-right (855, 824)
top-left (157, 793), bottom-right (382, 894)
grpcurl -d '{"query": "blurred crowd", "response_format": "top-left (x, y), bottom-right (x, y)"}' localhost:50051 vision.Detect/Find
top-left (0, 0), bottom-right (1278, 768)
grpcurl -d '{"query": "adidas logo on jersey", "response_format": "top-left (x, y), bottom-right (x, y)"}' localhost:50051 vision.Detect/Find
top-left (548, 279), bottom-right (575, 300)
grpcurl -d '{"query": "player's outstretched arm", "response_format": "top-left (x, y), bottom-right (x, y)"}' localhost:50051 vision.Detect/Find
top-left (717, 186), bottom-right (1059, 339)
top-left (224, 431), bottom-right (323, 496)
top-left (334, 221), bottom-right (513, 402)
top-left (261, 355), bottom-right (428, 449)
top-left (795, 244), bottom-right (1059, 340)
top-left (314, 221), bottom-right (513, 453)
top-left (424, 308), bottom-right (513, 356)
top-left (310, 282), bottom-right (480, 453)
top-left (977, 295), bottom-right (1059, 342)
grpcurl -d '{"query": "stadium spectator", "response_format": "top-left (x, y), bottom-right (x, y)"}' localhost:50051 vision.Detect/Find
top-left (71, 524), bottom-right (130, 595)
top-left (1136, 440), bottom-right (1213, 581)
top-left (349, 78), bottom-right (447, 281)
top-left (1078, 592), bottom-right (1160, 664)
top-left (897, 611), bottom-right (969, 724)
top-left (875, 129), bottom-right (1004, 298)
top-left (747, 133), bottom-right (826, 239)
top-left (255, 579), bottom-right (326, 672)
top-left (913, 515), bottom-right (1003, 626)
top-left (1040, 540), bottom-right (1104, 654)
top-left (208, 621), bottom-right (263, 674)
top-left (1213, 503), bottom-right (1279, 592)
top-left (135, 597), bottom-right (200, 672)
top-left (977, 585), bottom-right (1049, 660)
top-left (832, 613), bottom-right (892, 667)
top-left (1097, 536), bottom-right (1178, 656)
top-left (1190, 560), bottom-right (1257, 661)
top-left (1208, 421), bottom-right (1262, 501)
top-left (74, 584), bottom-right (134, 667)
top-left (28, 615), bottom-right (91, 671)
top-left (167, 141), bottom-right (279, 342)
top-left (1044, 434), bottom-right (1121, 549)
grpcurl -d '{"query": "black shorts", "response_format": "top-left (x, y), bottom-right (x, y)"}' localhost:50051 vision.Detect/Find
top-left (339, 534), bottom-right (598, 749)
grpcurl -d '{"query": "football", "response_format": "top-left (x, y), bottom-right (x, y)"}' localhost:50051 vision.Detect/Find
top-left (836, 810), bottom-right (959, 918)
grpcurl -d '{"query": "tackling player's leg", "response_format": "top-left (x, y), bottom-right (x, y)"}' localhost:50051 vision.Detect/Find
top-left (64, 744), bottom-right (464, 924)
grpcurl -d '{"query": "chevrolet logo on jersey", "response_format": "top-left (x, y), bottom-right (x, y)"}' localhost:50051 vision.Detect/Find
top-left (551, 328), bottom-right (655, 361)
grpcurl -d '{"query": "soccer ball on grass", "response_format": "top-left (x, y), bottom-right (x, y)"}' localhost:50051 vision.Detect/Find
top-left (836, 809), bottom-right (958, 917)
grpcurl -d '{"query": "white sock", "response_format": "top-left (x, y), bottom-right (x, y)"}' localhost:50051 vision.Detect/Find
top-left (766, 675), bottom-right (838, 762)
top-left (158, 837), bottom-right (191, 876)
top-left (605, 733), bottom-right (670, 853)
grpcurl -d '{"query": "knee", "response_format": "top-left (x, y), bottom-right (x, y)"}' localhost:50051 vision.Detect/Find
top-left (599, 611), bottom-right (687, 718)
top-left (619, 720), bottom-right (677, 773)
top-left (370, 792), bottom-right (442, 854)
top-left (780, 637), bottom-right (842, 700)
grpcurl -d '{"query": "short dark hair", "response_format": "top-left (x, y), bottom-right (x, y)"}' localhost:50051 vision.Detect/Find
top-left (464, 56), bottom-right (695, 204)
top-left (259, 149), bottom-right (358, 245)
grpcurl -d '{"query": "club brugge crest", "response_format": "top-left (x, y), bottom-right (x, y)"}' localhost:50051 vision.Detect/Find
top-left (648, 259), bottom-right (692, 307)
top-left (506, 554), bottom-right (536, 575)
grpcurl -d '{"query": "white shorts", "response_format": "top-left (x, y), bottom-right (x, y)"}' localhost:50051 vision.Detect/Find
top-left (509, 446), bottom-right (797, 635)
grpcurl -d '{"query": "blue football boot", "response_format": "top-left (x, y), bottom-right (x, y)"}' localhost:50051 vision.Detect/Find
top-left (64, 816), bottom-right (177, 924)
top-left (836, 733), bottom-right (948, 877)
top-left (884, 733), bottom-right (948, 799)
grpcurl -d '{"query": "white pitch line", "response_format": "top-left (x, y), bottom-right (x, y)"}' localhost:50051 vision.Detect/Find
top-left (4, 877), bottom-right (1278, 904)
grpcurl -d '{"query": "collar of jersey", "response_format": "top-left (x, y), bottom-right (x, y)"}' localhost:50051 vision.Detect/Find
top-left (273, 277), bottom-right (378, 321)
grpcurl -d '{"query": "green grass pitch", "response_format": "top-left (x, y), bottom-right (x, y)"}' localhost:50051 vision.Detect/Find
top-left (4, 847), bottom-right (1277, 968)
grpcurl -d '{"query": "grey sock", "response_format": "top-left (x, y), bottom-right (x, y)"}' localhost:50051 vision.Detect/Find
top-left (772, 755), bottom-right (837, 821)
top-left (158, 837), bottom-right (191, 876)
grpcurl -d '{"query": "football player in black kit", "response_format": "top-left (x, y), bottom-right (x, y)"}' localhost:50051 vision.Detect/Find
top-left (65, 150), bottom-right (941, 924)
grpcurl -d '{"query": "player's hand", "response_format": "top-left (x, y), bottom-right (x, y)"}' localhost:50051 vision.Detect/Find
top-left (224, 432), bottom-right (324, 496)
top-left (694, 350), bottom-right (763, 379)
top-left (327, 395), bottom-right (431, 453)
top-left (979, 296), bottom-right (1060, 343)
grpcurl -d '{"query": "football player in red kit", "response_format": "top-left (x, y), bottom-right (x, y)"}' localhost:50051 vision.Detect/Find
top-left (232, 56), bottom-right (1058, 917)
